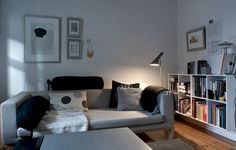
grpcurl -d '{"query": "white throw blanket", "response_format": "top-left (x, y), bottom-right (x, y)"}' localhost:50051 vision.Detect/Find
top-left (35, 108), bottom-right (88, 135)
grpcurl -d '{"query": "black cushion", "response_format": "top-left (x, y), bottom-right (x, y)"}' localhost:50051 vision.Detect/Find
top-left (109, 80), bottom-right (139, 108)
top-left (140, 86), bottom-right (167, 112)
top-left (17, 96), bottom-right (50, 130)
top-left (49, 76), bottom-right (104, 91)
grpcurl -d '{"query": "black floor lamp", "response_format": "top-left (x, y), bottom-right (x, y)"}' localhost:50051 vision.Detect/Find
top-left (150, 52), bottom-right (164, 86)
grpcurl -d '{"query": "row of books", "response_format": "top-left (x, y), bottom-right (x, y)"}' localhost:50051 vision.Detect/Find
top-left (177, 98), bottom-right (191, 115)
top-left (208, 80), bottom-right (226, 101)
top-left (192, 99), bottom-right (226, 128)
top-left (208, 102), bottom-right (226, 128)
top-left (192, 100), bottom-right (207, 122)
top-left (194, 77), bottom-right (206, 98)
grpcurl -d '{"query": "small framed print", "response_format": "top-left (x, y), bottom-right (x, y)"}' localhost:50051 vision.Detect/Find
top-left (67, 17), bottom-right (83, 38)
top-left (186, 27), bottom-right (206, 51)
top-left (67, 39), bottom-right (83, 59)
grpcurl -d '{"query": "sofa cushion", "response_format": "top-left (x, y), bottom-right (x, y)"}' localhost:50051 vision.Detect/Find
top-left (85, 109), bottom-right (164, 129)
top-left (49, 91), bottom-right (88, 111)
top-left (109, 80), bottom-right (139, 108)
top-left (16, 96), bottom-right (50, 130)
top-left (117, 87), bottom-right (143, 111)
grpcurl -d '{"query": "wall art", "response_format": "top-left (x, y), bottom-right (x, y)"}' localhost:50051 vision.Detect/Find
top-left (186, 27), bottom-right (206, 52)
top-left (67, 17), bottom-right (83, 38)
top-left (67, 39), bottom-right (83, 59)
top-left (25, 15), bottom-right (61, 62)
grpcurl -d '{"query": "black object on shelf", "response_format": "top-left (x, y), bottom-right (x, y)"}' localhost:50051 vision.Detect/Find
top-left (187, 61), bottom-right (195, 74)
top-left (197, 60), bottom-right (211, 74)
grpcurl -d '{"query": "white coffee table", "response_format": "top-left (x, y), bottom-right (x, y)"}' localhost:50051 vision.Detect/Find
top-left (40, 127), bottom-right (152, 150)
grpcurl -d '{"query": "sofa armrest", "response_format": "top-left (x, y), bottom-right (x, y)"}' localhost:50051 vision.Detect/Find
top-left (159, 92), bottom-right (174, 127)
top-left (159, 91), bottom-right (174, 138)
top-left (0, 92), bottom-right (31, 145)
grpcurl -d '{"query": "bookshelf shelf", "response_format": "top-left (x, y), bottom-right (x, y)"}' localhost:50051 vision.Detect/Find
top-left (207, 99), bottom-right (227, 104)
top-left (192, 96), bottom-right (207, 100)
top-left (168, 73), bottom-right (236, 141)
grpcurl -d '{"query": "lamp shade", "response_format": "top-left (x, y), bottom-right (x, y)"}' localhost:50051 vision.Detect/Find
top-left (150, 52), bottom-right (163, 66)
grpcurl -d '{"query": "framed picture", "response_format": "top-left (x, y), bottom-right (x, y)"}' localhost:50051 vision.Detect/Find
top-left (67, 17), bottom-right (83, 38)
top-left (24, 15), bottom-right (61, 63)
top-left (67, 39), bottom-right (83, 59)
top-left (186, 27), bottom-right (206, 51)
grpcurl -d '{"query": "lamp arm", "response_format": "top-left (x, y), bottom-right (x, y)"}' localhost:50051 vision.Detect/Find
top-left (156, 52), bottom-right (164, 59)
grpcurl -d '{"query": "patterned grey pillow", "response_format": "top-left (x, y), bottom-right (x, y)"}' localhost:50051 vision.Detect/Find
top-left (117, 87), bottom-right (143, 111)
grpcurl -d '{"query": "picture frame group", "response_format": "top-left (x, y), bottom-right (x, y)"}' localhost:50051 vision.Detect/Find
top-left (67, 17), bottom-right (83, 60)
top-left (24, 15), bottom-right (84, 63)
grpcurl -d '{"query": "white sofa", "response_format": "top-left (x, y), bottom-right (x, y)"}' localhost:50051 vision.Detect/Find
top-left (0, 89), bottom-right (174, 145)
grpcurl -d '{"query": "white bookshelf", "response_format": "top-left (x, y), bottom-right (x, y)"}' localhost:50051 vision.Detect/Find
top-left (168, 74), bottom-right (236, 141)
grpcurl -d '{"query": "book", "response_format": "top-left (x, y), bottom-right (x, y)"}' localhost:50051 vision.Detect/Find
top-left (212, 104), bottom-right (216, 125)
top-left (208, 103), bottom-right (212, 124)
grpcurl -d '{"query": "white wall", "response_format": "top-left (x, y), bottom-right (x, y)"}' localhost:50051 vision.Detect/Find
top-left (0, 0), bottom-right (177, 100)
top-left (177, 0), bottom-right (236, 73)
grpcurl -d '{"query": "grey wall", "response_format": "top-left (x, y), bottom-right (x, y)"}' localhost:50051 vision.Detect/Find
top-left (0, 0), bottom-right (8, 100)
top-left (0, 0), bottom-right (177, 100)
top-left (177, 0), bottom-right (236, 73)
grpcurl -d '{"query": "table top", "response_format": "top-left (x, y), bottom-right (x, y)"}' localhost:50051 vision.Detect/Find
top-left (40, 127), bottom-right (152, 150)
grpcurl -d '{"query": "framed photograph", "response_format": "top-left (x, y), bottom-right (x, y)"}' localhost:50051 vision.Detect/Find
top-left (67, 17), bottom-right (83, 38)
top-left (186, 27), bottom-right (206, 51)
top-left (24, 15), bottom-right (61, 63)
top-left (67, 39), bottom-right (83, 59)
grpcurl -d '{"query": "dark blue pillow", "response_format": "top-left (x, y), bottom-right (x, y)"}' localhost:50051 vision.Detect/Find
top-left (17, 96), bottom-right (50, 130)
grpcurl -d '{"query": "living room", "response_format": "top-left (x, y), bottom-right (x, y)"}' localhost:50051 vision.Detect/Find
top-left (0, 0), bottom-right (236, 149)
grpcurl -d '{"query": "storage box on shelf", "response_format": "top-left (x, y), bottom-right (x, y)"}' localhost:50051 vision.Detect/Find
top-left (168, 74), bottom-right (236, 141)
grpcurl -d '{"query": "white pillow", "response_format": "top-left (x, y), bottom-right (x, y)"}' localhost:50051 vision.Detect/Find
top-left (49, 91), bottom-right (88, 112)
top-left (117, 87), bottom-right (143, 111)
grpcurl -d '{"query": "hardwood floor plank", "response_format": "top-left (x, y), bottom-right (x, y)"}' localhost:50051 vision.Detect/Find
top-left (146, 120), bottom-right (236, 150)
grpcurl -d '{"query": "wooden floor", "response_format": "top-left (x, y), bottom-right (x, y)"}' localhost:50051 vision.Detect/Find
top-left (146, 119), bottom-right (236, 150)
top-left (3, 119), bottom-right (236, 150)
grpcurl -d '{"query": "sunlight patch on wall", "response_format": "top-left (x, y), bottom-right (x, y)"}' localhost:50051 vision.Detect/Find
top-left (7, 66), bottom-right (25, 97)
top-left (7, 39), bottom-right (24, 62)
top-left (7, 39), bottom-right (25, 97)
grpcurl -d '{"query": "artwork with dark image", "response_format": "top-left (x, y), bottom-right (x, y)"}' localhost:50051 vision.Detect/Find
top-left (25, 15), bottom-right (60, 62)
top-left (31, 22), bottom-right (54, 55)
